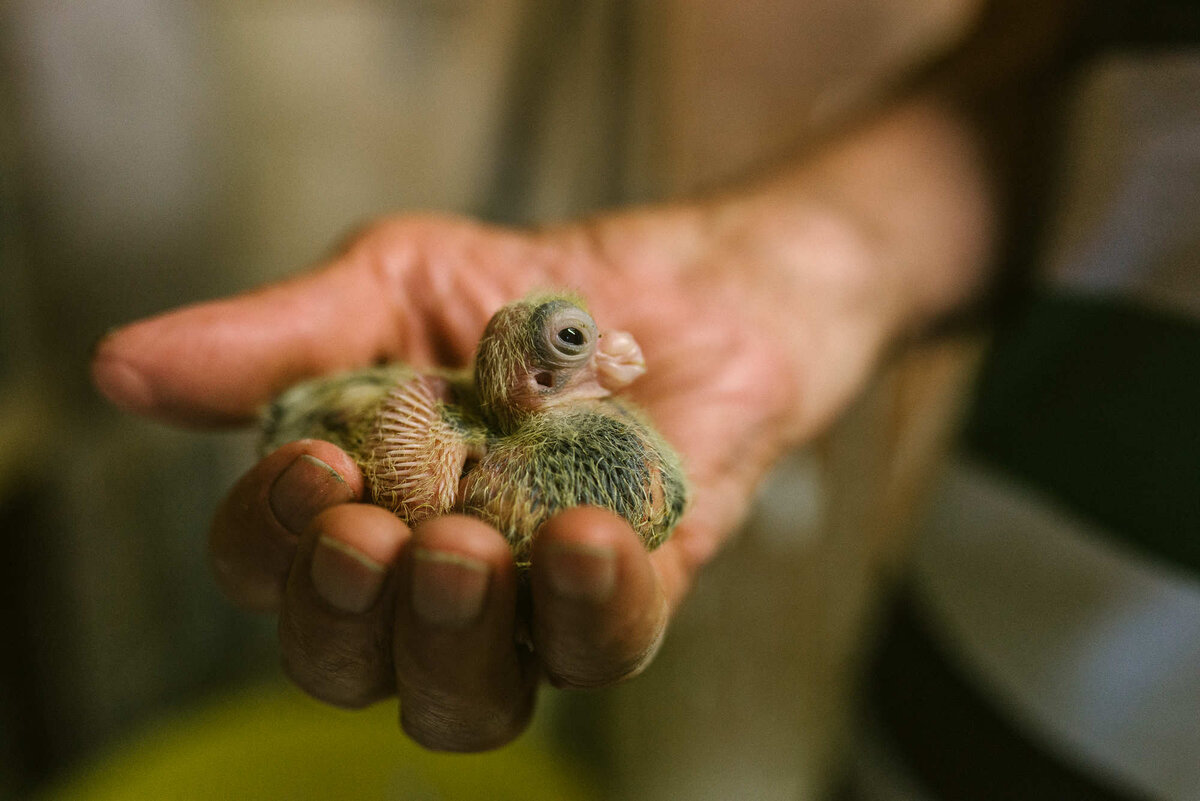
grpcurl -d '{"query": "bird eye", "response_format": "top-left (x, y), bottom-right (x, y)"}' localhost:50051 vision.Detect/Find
top-left (547, 318), bottom-right (590, 358)
top-left (534, 300), bottom-right (596, 368)
top-left (558, 327), bottom-right (585, 347)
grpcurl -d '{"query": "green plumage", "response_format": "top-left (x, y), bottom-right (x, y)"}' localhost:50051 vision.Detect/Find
top-left (261, 293), bottom-right (688, 561)
top-left (461, 404), bottom-right (687, 563)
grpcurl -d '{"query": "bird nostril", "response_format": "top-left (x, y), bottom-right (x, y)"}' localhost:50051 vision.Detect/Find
top-left (534, 371), bottom-right (554, 388)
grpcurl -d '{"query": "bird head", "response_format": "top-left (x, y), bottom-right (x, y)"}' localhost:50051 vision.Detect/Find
top-left (473, 294), bottom-right (646, 432)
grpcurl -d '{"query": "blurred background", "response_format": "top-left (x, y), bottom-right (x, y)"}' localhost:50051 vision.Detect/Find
top-left (0, 1), bottom-right (1130, 799)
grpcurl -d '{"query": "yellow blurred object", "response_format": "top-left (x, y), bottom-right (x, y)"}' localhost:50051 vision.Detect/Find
top-left (44, 682), bottom-right (599, 801)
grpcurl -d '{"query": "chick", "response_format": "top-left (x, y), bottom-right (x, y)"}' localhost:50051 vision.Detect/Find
top-left (262, 293), bottom-right (687, 562)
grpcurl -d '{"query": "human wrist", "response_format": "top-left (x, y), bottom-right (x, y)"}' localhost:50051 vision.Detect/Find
top-left (666, 101), bottom-right (991, 440)
top-left (707, 100), bottom-right (994, 359)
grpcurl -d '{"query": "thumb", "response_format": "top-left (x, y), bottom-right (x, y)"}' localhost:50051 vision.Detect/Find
top-left (91, 249), bottom-right (406, 428)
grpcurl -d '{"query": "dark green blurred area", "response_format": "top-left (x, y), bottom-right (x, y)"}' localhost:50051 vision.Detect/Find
top-left (967, 295), bottom-right (1200, 573)
top-left (1, 9), bottom-right (264, 792)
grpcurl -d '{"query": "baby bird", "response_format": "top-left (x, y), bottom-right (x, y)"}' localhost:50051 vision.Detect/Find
top-left (262, 293), bottom-right (687, 563)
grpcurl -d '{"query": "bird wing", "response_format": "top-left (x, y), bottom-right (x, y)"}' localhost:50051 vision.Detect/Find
top-left (260, 364), bottom-right (413, 454)
top-left (360, 373), bottom-right (483, 524)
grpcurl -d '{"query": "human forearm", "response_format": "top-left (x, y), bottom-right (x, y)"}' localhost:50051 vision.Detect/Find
top-left (710, 95), bottom-right (997, 343)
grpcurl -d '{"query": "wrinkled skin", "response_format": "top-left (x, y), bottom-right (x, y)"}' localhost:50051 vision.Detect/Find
top-left (91, 100), bottom-right (993, 752)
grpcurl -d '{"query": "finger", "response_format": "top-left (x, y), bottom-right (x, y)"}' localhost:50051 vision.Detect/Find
top-left (530, 507), bottom-right (671, 689)
top-left (89, 217), bottom-right (540, 428)
top-left (394, 515), bottom-right (536, 752)
top-left (209, 439), bottom-right (363, 612)
top-left (278, 503), bottom-right (408, 708)
top-left (91, 249), bottom-right (403, 427)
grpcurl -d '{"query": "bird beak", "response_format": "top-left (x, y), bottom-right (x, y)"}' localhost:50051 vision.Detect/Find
top-left (594, 330), bottom-right (646, 391)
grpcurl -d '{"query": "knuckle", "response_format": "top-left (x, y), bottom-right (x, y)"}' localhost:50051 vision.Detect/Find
top-left (543, 618), bottom-right (667, 690)
top-left (399, 691), bottom-right (531, 753)
top-left (278, 610), bottom-right (391, 709)
top-left (545, 652), bottom-right (649, 690)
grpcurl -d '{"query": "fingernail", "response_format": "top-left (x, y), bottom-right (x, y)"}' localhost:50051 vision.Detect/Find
top-left (270, 455), bottom-right (355, 535)
top-left (311, 535), bottom-right (387, 613)
top-left (90, 353), bottom-right (156, 413)
top-left (410, 548), bottom-right (490, 629)
top-left (543, 543), bottom-right (616, 602)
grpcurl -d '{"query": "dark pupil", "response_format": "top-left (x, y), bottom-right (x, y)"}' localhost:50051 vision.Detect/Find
top-left (558, 327), bottom-right (585, 347)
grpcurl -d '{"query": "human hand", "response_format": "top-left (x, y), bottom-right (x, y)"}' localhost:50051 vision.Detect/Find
top-left (91, 103), bottom-right (990, 752)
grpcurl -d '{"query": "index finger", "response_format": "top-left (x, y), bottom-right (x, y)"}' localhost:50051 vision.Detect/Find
top-left (90, 216), bottom-right (563, 427)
